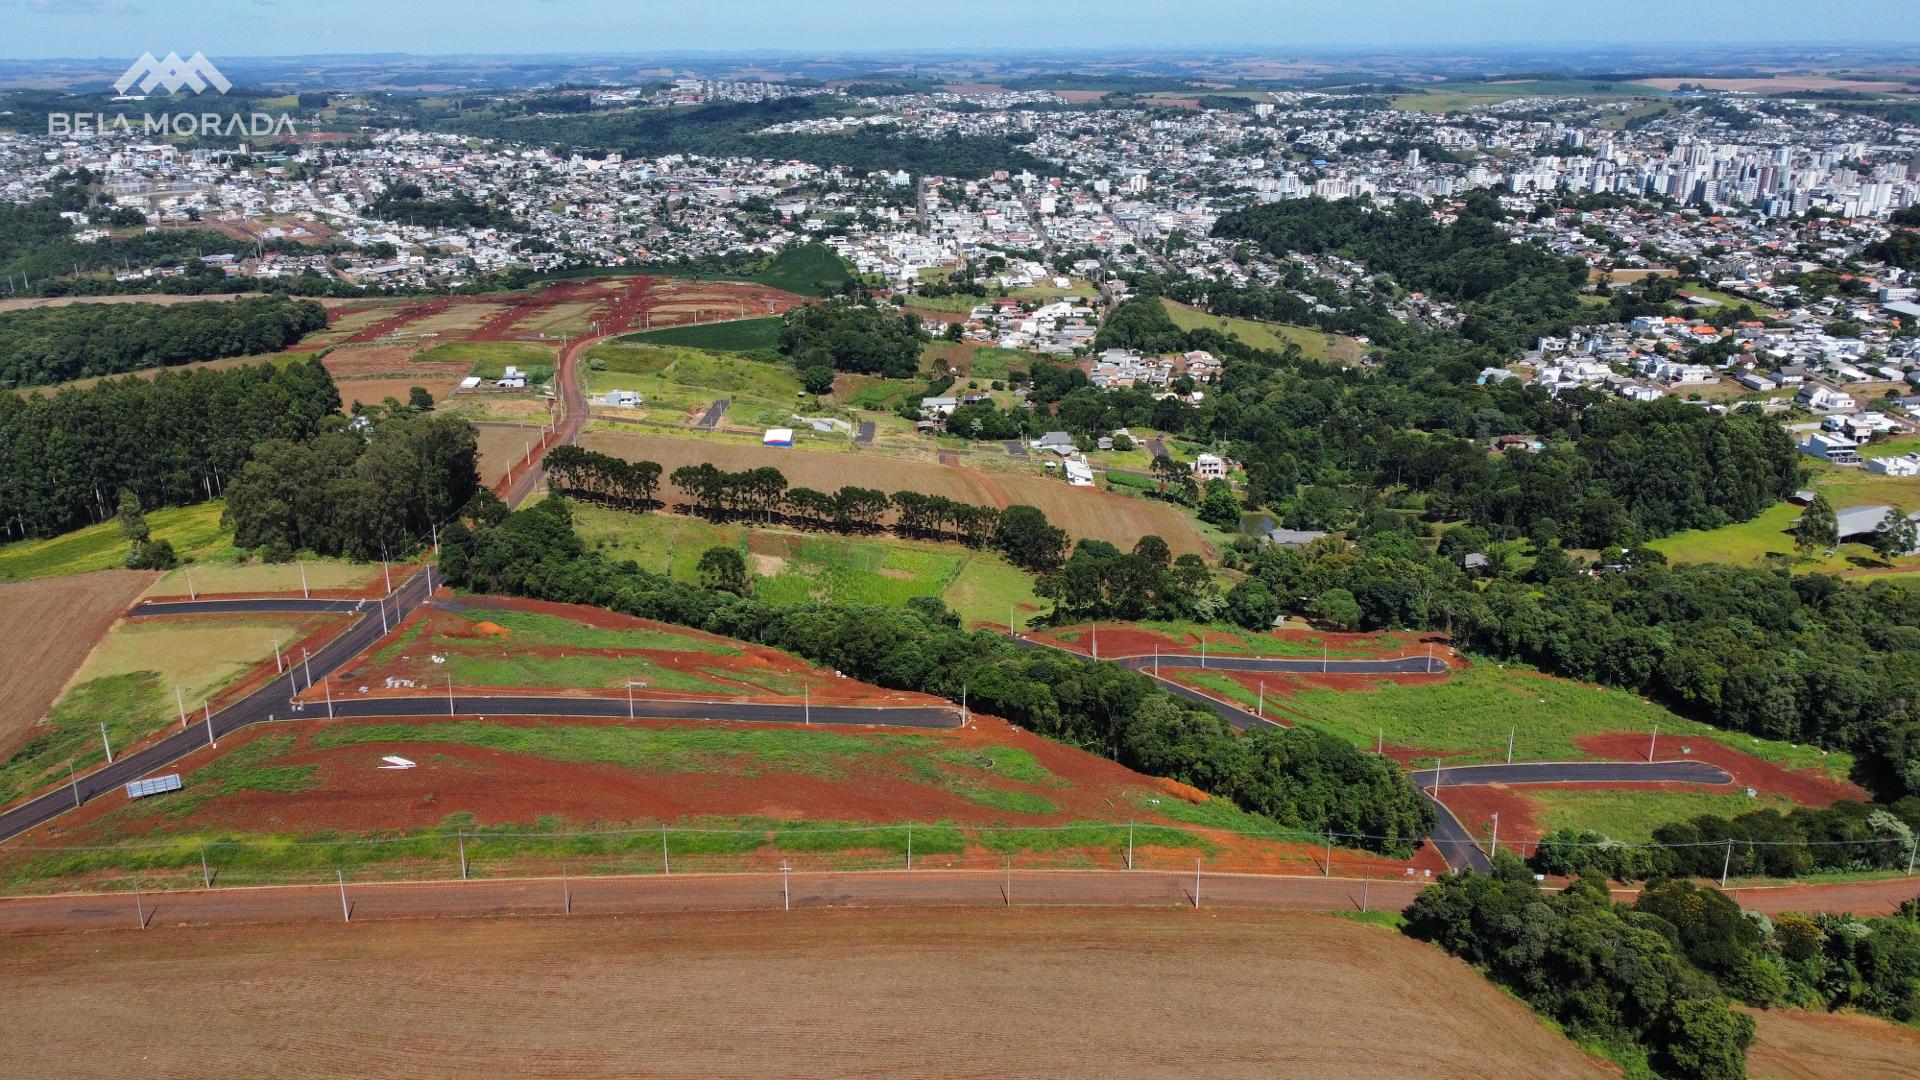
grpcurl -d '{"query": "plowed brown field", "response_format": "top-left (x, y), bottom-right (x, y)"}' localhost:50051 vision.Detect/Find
top-left (1747, 1006), bottom-right (1920, 1080)
top-left (0, 570), bottom-right (153, 756)
top-left (582, 431), bottom-right (1212, 555)
top-left (0, 909), bottom-right (1616, 1080)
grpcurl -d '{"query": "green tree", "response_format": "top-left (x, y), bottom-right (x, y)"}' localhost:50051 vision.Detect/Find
top-left (1794, 494), bottom-right (1838, 558)
top-left (115, 487), bottom-right (149, 545)
top-left (1871, 506), bottom-right (1917, 559)
top-left (1311, 587), bottom-right (1363, 630)
top-left (800, 365), bottom-right (837, 396)
top-left (696, 545), bottom-right (749, 595)
top-left (408, 386), bottom-right (436, 412)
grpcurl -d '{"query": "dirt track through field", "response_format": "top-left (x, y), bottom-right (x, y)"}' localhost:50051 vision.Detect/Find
top-left (0, 571), bottom-right (156, 757)
top-left (0, 908), bottom-right (1613, 1079)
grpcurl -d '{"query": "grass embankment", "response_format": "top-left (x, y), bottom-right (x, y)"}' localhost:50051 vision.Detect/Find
top-left (572, 503), bottom-right (1040, 626)
top-left (1161, 298), bottom-right (1366, 364)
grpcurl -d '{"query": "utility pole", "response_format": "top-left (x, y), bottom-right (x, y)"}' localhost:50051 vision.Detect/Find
top-left (135, 882), bottom-right (146, 929)
top-left (803, 680), bottom-right (810, 725)
top-left (1649, 724), bottom-right (1659, 764)
top-left (200, 843), bottom-right (212, 889)
top-left (177, 685), bottom-right (188, 729)
top-left (1193, 858), bottom-right (1202, 908)
top-left (1257, 680), bottom-right (1264, 719)
top-left (185, 567), bottom-right (196, 600)
top-left (299, 560), bottom-right (309, 599)
top-left (99, 722), bottom-right (114, 764)
top-left (204, 700), bottom-right (214, 747)
top-left (324, 679), bottom-right (333, 719)
top-left (67, 760), bottom-right (79, 807)
top-left (1431, 757), bottom-right (1443, 800)
top-left (338, 870), bottom-right (350, 923)
top-left (458, 832), bottom-right (467, 880)
top-left (446, 676), bottom-right (455, 717)
top-left (273, 638), bottom-right (283, 674)
top-left (1324, 833), bottom-right (1333, 876)
top-left (661, 825), bottom-right (670, 874)
top-left (1126, 823), bottom-right (1134, 870)
top-left (1322, 638), bottom-right (1329, 673)
top-left (302, 648), bottom-right (313, 689)
top-left (1508, 726), bottom-right (1516, 764)
top-left (1490, 813), bottom-right (1500, 859)
top-left (906, 824), bottom-right (913, 870)
top-left (782, 862), bottom-right (790, 910)
top-left (1721, 838), bottom-right (1734, 887)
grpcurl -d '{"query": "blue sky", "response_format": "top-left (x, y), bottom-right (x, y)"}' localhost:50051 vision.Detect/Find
top-left (1, 0), bottom-right (1916, 59)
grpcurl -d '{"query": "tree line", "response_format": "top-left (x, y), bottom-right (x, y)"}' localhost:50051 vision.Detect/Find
top-left (437, 497), bottom-right (1437, 853)
top-left (1409, 860), bottom-right (1920, 1079)
top-left (1532, 798), bottom-right (1920, 883)
top-left (543, 446), bottom-right (1072, 574)
top-left (0, 357), bottom-right (340, 539)
top-left (0, 294), bottom-right (328, 388)
top-left (223, 412), bottom-right (481, 561)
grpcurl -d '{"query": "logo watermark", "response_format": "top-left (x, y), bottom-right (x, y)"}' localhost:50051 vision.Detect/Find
top-left (115, 51), bottom-right (232, 96)
top-left (50, 52), bottom-right (294, 139)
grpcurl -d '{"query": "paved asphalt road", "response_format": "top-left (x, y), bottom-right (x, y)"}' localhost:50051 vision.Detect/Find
top-left (131, 597), bottom-right (377, 616)
top-left (306, 695), bottom-right (963, 730)
top-left (0, 566), bottom-right (437, 844)
top-left (696, 398), bottom-right (729, 431)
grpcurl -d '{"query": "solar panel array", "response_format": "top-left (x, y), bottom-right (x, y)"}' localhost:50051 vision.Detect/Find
top-left (124, 774), bottom-right (183, 799)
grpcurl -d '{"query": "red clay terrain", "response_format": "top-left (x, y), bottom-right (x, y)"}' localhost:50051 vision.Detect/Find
top-left (1576, 732), bottom-right (1865, 806)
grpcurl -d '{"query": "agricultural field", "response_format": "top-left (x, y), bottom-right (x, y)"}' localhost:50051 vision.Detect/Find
top-left (571, 503), bottom-right (1041, 626)
top-left (1162, 298), bottom-right (1366, 364)
top-left (0, 571), bottom-right (154, 759)
top-left (0, 611), bottom-right (332, 811)
top-left (617, 316), bottom-right (782, 352)
top-left (1747, 1005), bottom-right (1920, 1080)
top-left (8, 350), bottom-right (309, 397)
top-left (580, 430), bottom-right (1215, 557)
top-left (416, 340), bottom-right (558, 383)
top-left (322, 343), bottom-right (475, 412)
top-left (0, 501), bottom-right (230, 583)
top-left (1650, 451), bottom-right (1920, 577)
top-left (143, 557), bottom-right (381, 599)
top-left (0, 911), bottom-right (1615, 1080)
top-left (583, 341), bottom-right (808, 430)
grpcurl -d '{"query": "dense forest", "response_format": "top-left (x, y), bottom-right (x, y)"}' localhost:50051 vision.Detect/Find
top-left (432, 97), bottom-right (1045, 179)
top-left (0, 357), bottom-right (339, 538)
top-left (437, 497), bottom-right (1437, 852)
top-left (778, 300), bottom-right (928, 379)
top-left (0, 295), bottom-right (328, 388)
top-left (1409, 860), bottom-right (1920, 1077)
top-left (223, 412), bottom-right (481, 560)
top-left (363, 182), bottom-right (521, 231)
top-left (1211, 192), bottom-right (1590, 354)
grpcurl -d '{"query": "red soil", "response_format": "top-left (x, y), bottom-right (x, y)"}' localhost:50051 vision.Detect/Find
top-left (1036, 622), bottom-right (1441, 662)
top-left (1577, 732), bottom-right (1865, 807)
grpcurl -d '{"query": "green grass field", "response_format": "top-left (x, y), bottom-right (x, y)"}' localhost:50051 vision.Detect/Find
top-left (1239, 661), bottom-right (1853, 780)
top-left (571, 504), bottom-right (1041, 626)
top-left (1650, 455), bottom-right (1920, 576)
top-left (584, 341), bottom-right (808, 428)
top-left (441, 607), bottom-right (736, 654)
top-left (618, 316), bottom-right (783, 352)
top-left (1528, 786), bottom-right (1804, 843)
top-left (416, 340), bottom-right (557, 382)
top-left (0, 502), bottom-right (230, 583)
top-left (1161, 299), bottom-right (1365, 364)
